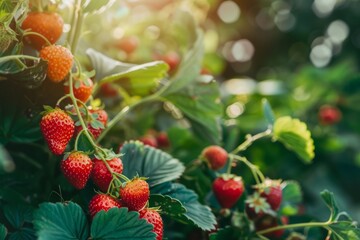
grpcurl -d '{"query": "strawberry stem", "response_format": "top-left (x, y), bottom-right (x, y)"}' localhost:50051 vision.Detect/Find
top-left (231, 129), bottom-right (272, 155)
top-left (56, 94), bottom-right (72, 106)
top-left (70, 3), bottom-right (84, 54)
top-left (73, 57), bottom-right (83, 78)
top-left (23, 31), bottom-right (52, 46)
top-left (231, 155), bottom-right (265, 184)
top-left (0, 55), bottom-right (39, 64)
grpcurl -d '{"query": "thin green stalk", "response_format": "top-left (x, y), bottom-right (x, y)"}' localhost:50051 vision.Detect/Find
top-left (66, 3), bottom-right (78, 45)
top-left (231, 129), bottom-right (272, 154)
top-left (226, 154), bottom-right (234, 174)
top-left (74, 129), bottom-right (86, 151)
top-left (231, 155), bottom-right (265, 183)
top-left (257, 221), bottom-right (331, 235)
top-left (23, 31), bottom-right (52, 46)
top-left (71, 9), bottom-right (84, 53)
top-left (96, 94), bottom-right (161, 143)
top-left (0, 55), bottom-right (39, 63)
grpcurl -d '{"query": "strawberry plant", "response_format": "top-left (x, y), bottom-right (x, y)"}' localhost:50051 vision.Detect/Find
top-left (0, 0), bottom-right (360, 240)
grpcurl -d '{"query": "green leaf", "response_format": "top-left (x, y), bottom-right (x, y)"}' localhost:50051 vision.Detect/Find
top-left (90, 207), bottom-right (156, 240)
top-left (0, 144), bottom-right (14, 173)
top-left (328, 221), bottom-right (360, 240)
top-left (151, 182), bottom-right (217, 231)
top-left (280, 181), bottom-right (302, 216)
top-left (86, 48), bottom-right (168, 96)
top-left (262, 99), bottom-right (275, 125)
top-left (83, 0), bottom-right (114, 14)
top-left (33, 202), bottom-right (89, 240)
top-left (273, 116), bottom-right (315, 163)
top-left (76, 131), bottom-right (94, 152)
top-left (3, 204), bottom-right (33, 229)
top-left (160, 12), bottom-right (204, 95)
top-left (8, 228), bottom-right (36, 240)
top-left (149, 194), bottom-right (186, 217)
top-left (163, 76), bottom-right (222, 144)
top-left (0, 224), bottom-right (7, 240)
top-left (320, 190), bottom-right (339, 221)
top-left (120, 141), bottom-right (185, 187)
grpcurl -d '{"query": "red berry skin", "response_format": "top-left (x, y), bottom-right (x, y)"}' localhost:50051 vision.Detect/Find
top-left (120, 178), bottom-right (150, 211)
top-left (156, 132), bottom-right (170, 148)
top-left (22, 12), bottom-right (64, 50)
top-left (162, 51), bottom-right (180, 72)
top-left (319, 105), bottom-right (342, 125)
top-left (117, 36), bottom-right (139, 54)
top-left (60, 151), bottom-right (93, 189)
top-left (92, 157), bottom-right (123, 192)
top-left (39, 45), bottom-right (73, 83)
top-left (260, 186), bottom-right (282, 211)
top-left (88, 194), bottom-right (122, 219)
top-left (100, 83), bottom-right (118, 97)
top-left (202, 146), bottom-right (228, 170)
top-left (245, 203), bottom-right (265, 221)
top-left (212, 176), bottom-right (244, 209)
top-left (139, 208), bottom-right (163, 240)
top-left (64, 78), bottom-right (93, 103)
top-left (255, 215), bottom-right (287, 239)
top-left (40, 108), bottom-right (74, 155)
top-left (139, 135), bottom-right (158, 148)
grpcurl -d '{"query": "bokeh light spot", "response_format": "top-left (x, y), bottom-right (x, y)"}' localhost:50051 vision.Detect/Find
top-left (217, 1), bottom-right (241, 23)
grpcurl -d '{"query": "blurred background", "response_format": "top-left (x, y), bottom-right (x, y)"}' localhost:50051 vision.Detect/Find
top-left (59, 0), bottom-right (360, 221)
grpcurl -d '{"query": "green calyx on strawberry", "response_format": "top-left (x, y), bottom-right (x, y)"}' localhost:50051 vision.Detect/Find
top-left (245, 192), bottom-right (274, 221)
top-left (64, 71), bottom-right (95, 104)
top-left (88, 193), bottom-right (122, 219)
top-left (139, 208), bottom-right (163, 240)
top-left (256, 179), bottom-right (283, 211)
top-left (119, 176), bottom-right (150, 211)
top-left (73, 107), bottom-right (108, 139)
top-left (212, 174), bottom-right (245, 209)
top-left (61, 151), bottom-right (93, 189)
top-left (40, 106), bottom-right (74, 155)
top-left (92, 150), bottom-right (124, 192)
top-left (201, 145), bottom-right (228, 170)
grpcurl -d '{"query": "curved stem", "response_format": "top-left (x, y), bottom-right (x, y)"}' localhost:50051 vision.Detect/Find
top-left (257, 221), bottom-right (331, 235)
top-left (23, 31), bottom-right (52, 46)
top-left (231, 154), bottom-right (265, 183)
top-left (96, 94), bottom-right (160, 143)
top-left (74, 129), bottom-right (86, 151)
top-left (231, 129), bottom-right (272, 155)
top-left (56, 94), bottom-right (71, 106)
top-left (0, 55), bottom-right (39, 63)
top-left (73, 57), bottom-right (83, 78)
top-left (226, 154), bottom-right (234, 174)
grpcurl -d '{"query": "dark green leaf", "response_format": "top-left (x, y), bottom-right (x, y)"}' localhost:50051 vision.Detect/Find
top-left (149, 194), bottom-right (186, 217)
top-left (151, 182), bottom-right (217, 231)
top-left (120, 141), bottom-right (185, 187)
top-left (83, 0), bottom-right (114, 14)
top-left (328, 221), bottom-right (360, 240)
top-left (86, 48), bottom-right (168, 96)
top-left (76, 131), bottom-right (94, 152)
top-left (163, 78), bottom-right (223, 144)
top-left (0, 224), bottom-right (7, 240)
top-left (320, 190), bottom-right (339, 221)
top-left (33, 202), bottom-right (89, 240)
top-left (90, 207), bottom-right (156, 240)
top-left (0, 144), bottom-right (14, 173)
top-left (3, 204), bottom-right (33, 229)
top-left (8, 228), bottom-right (36, 240)
top-left (262, 99), bottom-right (275, 125)
top-left (280, 181), bottom-right (302, 216)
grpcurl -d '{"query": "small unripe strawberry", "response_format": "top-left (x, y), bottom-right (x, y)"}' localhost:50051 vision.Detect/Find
top-left (64, 77), bottom-right (93, 103)
top-left (39, 45), bottom-right (73, 83)
top-left (139, 208), bottom-right (163, 240)
top-left (61, 151), bottom-right (93, 189)
top-left (88, 194), bottom-right (121, 219)
top-left (139, 135), bottom-right (158, 148)
top-left (156, 132), bottom-right (170, 149)
top-left (212, 175), bottom-right (244, 209)
top-left (202, 145), bottom-right (228, 170)
top-left (22, 12), bottom-right (64, 50)
top-left (92, 157), bottom-right (123, 192)
top-left (161, 51), bottom-right (180, 72)
top-left (318, 105), bottom-right (342, 125)
top-left (120, 178), bottom-right (150, 211)
top-left (40, 107), bottom-right (74, 155)
top-left (255, 215), bottom-right (287, 239)
top-left (117, 36), bottom-right (139, 54)
top-left (258, 179), bottom-right (283, 211)
top-left (100, 83), bottom-right (118, 97)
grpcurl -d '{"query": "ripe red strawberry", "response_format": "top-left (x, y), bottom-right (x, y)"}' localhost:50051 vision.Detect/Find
top-left (212, 175), bottom-right (244, 209)
top-left (139, 208), bottom-right (163, 240)
top-left (259, 179), bottom-right (283, 211)
top-left (117, 36), bottom-right (139, 54)
top-left (139, 135), bottom-right (158, 148)
top-left (100, 83), bottom-right (118, 97)
top-left (161, 51), bottom-right (180, 72)
top-left (255, 215), bottom-right (287, 239)
top-left (92, 157), bottom-right (123, 192)
top-left (245, 192), bottom-right (272, 221)
top-left (202, 145), bottom-right (228, 170)
top-left (60, 151), bottom-right (93, 189)
top-left (39, 45), bottom-right (73, 83)
top-left (22, 11), bottom-right (64, 50)
top-left (40, 107), bottom-right (74, 155)
top-left (64, 77), bottom-right (93, 103)
top-left (88, 194), bottom-right (122, 219)
top-left (156, 132), bottom-right (170, 148)
top-left (119, 178), bottom-right (149, 211)
top-left (318, 105), bottom-right (342, 125)
top-left (75, 109), bottom-right (108, 139)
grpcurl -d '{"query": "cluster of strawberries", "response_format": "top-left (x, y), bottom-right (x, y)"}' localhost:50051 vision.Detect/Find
top-left (21, 9), bottom-right (163, 239)
top-left (202, 145), bottom-right (285, 239)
